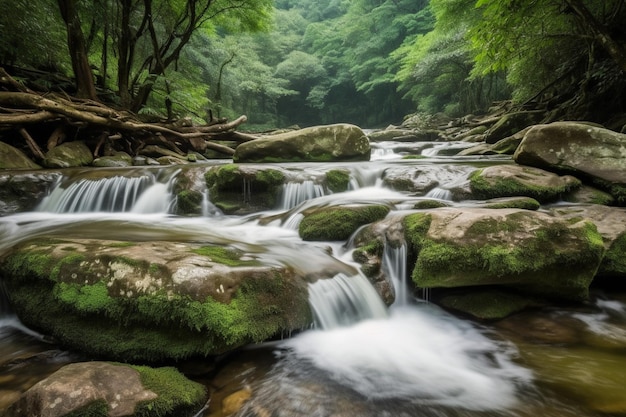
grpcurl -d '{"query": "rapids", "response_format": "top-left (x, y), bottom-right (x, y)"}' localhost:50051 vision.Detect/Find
top-left (0, 141), bottom-right (625, 417)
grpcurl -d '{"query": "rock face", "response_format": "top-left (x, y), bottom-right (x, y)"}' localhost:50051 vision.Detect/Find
top-left (0, 142), bottom-right (40, 169)
top-left (3, 362), bottom-right (206, 417)
top-left (233, 124), bottom-right (370, 163)
top-left (403, 208), bottom-right (605, 301)
top-left (0, 238), bottom-right (312, 361)
top-left (514, 122), bottom-right (626, 204)
top-left (43, 141), bottom-right (94, 168)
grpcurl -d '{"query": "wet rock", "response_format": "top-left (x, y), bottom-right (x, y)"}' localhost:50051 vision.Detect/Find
top-left (0, 239), bottom-right (313, 360)
top-left (233, 123), bottom-right (370, 163)
top-left (514, 122), bottom-right (626, 204)
top-left (205, 164), bottom-right (285, 214)
top-left (299, 204), bottom-right (390, 241)
top-left (383, 164), bottom-right (474, 199)
top-left (0, 142), bottom-right (40, 170)
top-left (2, 361), bottom-right (206, 417)
top-left (42, 141), bottom-right (93, 168)
top-left (403, 208), bottom-right (605, 302)
top-left (368, 128), bottom-right (439, 142)
top-left (92, 152), bottom-right (133, 167)
top-left (438, 288), bottom-right (543, 320)
top-left (469, 164), bottom-right (581, 202)
top-left (0, 171), bottom-right (59, 215)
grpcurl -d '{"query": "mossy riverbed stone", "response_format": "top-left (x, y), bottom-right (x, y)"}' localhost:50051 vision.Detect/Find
top-left (2, 361), bottom-right (207, 417)
top-left (299, 205), bottom-right (390, 241)
top-left (0, 238), bottom-right (311, 361)
top-left (402, 208), bottom-right (605, 301)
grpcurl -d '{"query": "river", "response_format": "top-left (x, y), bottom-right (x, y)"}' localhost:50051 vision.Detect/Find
top-left (0, 141), bottom-right (625, 416)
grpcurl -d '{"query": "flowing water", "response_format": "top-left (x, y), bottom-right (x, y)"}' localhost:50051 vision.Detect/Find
top-left (0, 141), bottom-right (625, 416)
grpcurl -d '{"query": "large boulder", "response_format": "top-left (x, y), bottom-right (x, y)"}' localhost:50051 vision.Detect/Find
top-left (514, 122), bottom-right (626, 204)
top-left (0, 142), bottom-right (40, 170)
top-left (0, 238), bottom-right (313, 361)
top-left (403, 208), bottom-right (605, 301)
top-left (299, 204), bottom-right (390, 241)
top-left (43, 141), bottom-right (93, 168)
top-left (469, 164), bottom-right (581, 202)
top-left (484, 111), bottom-right (544, 144)
top-left (2, 362), bottom-right (206, 417)
top-left (233, 124), bottom-right (370, 163)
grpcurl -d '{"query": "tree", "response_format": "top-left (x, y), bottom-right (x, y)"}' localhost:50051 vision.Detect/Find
top-left (57, 0), bottom-right (98, 100)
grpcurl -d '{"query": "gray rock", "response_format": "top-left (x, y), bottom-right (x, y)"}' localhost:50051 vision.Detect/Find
top-left (233, 123), bottom-right (370, 163)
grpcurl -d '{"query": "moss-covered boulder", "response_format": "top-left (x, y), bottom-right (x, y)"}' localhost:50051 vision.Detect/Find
top-left (469, 164), bottom-right (581, 202)
top-left (550, 205), bottom-right (626, 281)
top-left (205, 164), bottom-right (285, 214)
top-left (478, 196), bottom-right (541, 210)
top-left (92, 152), bottom-right (133, 168)
top-left (233, 124), bottom-right (370, 163)
top-left (299, 205), bottom-right (390, 241)
top-left (43, 141), bottom-right (93, 168)
top-left (324, 169), bottom-right (351, 193)
top-left (403, 208), bottom-right (605, 302)
top-left (0, 238), bottom-right (311, 361)
top-left (2, 362), bottom-right (207, 417)
top-left (514, 122), bottom-right (626, 204)
top-left (438, 289), bottom-right (543, 320)
top-left (0, 141), bottom-right (41, 170)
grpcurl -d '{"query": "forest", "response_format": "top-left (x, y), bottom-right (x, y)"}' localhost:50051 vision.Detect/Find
top-left (0, 0), bottom-right (625, 137)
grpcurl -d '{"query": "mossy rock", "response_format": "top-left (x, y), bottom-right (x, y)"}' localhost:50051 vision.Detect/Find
top-left (175, 189), bottom-right (204, 215)
top-left (480, 197), bottom-right (541, 210)
top-left (204, 164), bottom-right (285, 214)
top-left (0, 238), bottom-right (311, 361)
top-left (2, 361), bottom-right (207, 417)
top-left (402, 208), bottom-right (605, 301)
top-left (469, 165), bottom-right (581, 203)
top-left (299, 205), bottom-right (390, 241)
top-left (325, 169), bottom-right (351, 193)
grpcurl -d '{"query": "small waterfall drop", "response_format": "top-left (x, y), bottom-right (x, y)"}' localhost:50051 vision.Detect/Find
top-left (425, 186), bottom-right (453, 201)
top-left (307, 273), bottom-right (388, 329)
top-left (279, 181), bottom-right (326, 210)
top-left (37, 171), bottom-right (177, 214)
top-left (382, 243), bottom-right (409, 305)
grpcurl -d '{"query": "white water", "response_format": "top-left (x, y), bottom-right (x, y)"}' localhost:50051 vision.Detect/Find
top-left (382, 243), bottom-right (409, 305)
top-left (279, 180), bottom-right (326, 210)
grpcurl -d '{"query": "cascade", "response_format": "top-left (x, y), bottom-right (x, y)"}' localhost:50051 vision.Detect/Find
top-left (307, 273), bottom-right (388, 329)
top-left (37, 171), bottom-right (176, 214)
top-left (425, 186), bottom-right (453, 200)
top-left (279, 180), bottom-right (326, 210)
top-left (382, 243), bottom-right (409, 305)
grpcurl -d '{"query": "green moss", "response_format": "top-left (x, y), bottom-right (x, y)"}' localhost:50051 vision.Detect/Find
top-left (107, 242), bottom-right (136, 248)
top-left (192, 245), bottom-right (259, 267)
top-left (352, 239), bottom-right (384, 263)
top-left (2, 250), bottom-right (53, 279)
top-left (483, 197), bottom-right (540, 210)
top-left (599, 233), bottom-right (626, 276)
top-left (133, 365), bottom-right (207, 417)
top-left (299, 205), bottom-right (390, 241)
top-left (325, 169), bottom-right (351, 193)
top-left (413, 200), bottom-right (448, 209)
top-left (402, 155), bottom-right (427, 159)
top-left (63, 399), bottom-right (109, 417)
top-left (50, 253), bottom-right (86, 282)
top-left (469, 169), bottom-right (580, 202)
top-left (256, 169), bottom-right (285, 186)
top-left (175, 190), bottom-right (203, 215)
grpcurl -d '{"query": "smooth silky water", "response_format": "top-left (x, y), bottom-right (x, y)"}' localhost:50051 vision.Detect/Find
top-left (0, 144), bottom-right (624, 416)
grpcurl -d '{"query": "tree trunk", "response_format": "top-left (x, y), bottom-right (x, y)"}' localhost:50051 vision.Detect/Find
top-left (57, 0), bottom-right (98, 101)
top-left (564, 0), bottom-right (626, 74)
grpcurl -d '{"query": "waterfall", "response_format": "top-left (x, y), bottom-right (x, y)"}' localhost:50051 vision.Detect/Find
top-left (307, 273), bottom-right (388, 329)
top-left (425, 186), bottom-right (453, 201)
top-left (279, 181), bottom-right (326, 210)
top-left (37, 171), bottom-right (176, 214)
top-left (382, 243), bottom-right (409, 305)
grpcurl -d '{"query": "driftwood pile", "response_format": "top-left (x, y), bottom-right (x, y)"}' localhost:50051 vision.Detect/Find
top-left (0, 67), bottom-right (258, 162)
